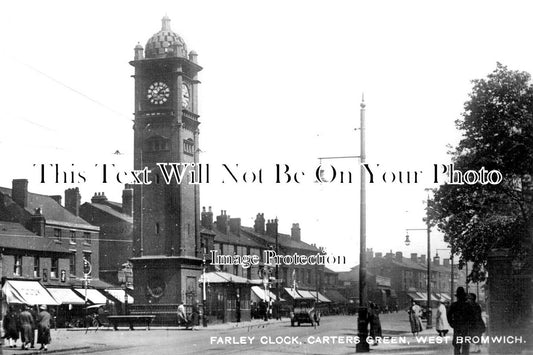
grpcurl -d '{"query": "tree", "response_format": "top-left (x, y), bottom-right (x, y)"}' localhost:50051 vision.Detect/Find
top-left (429, 63), bottom-right (533, 282)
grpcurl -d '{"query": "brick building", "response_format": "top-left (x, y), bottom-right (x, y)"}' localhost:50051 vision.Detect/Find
top-left (79, 189), bottom-right (133, 286)
top-left (0, 179), bottom-right (101, 287)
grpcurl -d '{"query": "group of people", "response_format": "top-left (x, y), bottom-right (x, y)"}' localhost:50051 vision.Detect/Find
top-left (408, 287), bottom-right (486, 354)
top-left (3, 304), bottom-right (52, 351)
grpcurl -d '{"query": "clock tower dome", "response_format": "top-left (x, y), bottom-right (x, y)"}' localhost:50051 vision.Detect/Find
top-left (129, 16), bottom-right (203, 306)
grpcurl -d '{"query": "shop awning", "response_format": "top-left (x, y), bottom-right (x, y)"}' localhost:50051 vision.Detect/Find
top-left (47, 288), bottom-right (85, 305)
top-left (284, 287), bottom-right (304, 300)
top-left (435, 292), bottom-right (451, 302)
top-left (73, 288), bottom-right (111, 305)
top-left (407, 292), bottom-right (425, 301)
top-left (324, 289), bottom-right (348, 303)
top-left (309, 291), bottom-right (332, 303)
top-left (105, 289), bottom-right (134, 304)
top-left (296, 290), bottom-right (316, 299)
top-left (199, 272), bottom-right (260, 284)
top-left (251, 286), bottom-right (284, 302)
top-left (2, 280), bottom-right (60, 305)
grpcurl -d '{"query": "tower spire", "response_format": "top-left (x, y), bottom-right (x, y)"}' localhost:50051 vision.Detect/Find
top-left (161, 15), bottom-right (171, 31)
top-left (360, 92), bottom-right (366, 108)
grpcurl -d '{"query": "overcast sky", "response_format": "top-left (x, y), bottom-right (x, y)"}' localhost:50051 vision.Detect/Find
top-left (1, 0), bottom-right (532, 271)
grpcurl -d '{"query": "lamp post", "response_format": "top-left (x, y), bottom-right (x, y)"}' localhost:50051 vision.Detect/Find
top-left (435, 248), bottom-right (453, 302)
top-left (275, 218), bottom-right (281, 320)
top-left (317, 94), bottom-right (367, 352)
top-left (404, 195), bottom-right (433, 329)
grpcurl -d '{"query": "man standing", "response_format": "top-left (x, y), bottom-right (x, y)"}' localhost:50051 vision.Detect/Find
top-left (448, 287), bottom-right (475, 355)
top-left (36, 305), bottom-right (52, 351)
top-left (18, 306), bottom-right (34, 350)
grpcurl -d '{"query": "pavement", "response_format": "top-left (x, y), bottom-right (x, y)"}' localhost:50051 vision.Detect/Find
top-left (0, 312), bottom-right (527, 354)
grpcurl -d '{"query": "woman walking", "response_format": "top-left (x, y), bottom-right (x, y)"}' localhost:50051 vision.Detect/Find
top-left (436, 300), bottom-right (450, 337)
top-left (408, 300), bottom-right (423, 336)
top-left (36, 305), bottom-right (52, 351)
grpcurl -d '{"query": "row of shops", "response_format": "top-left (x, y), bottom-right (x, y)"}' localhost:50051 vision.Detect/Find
top-left (200, 271), bottom-right (346, 324)
top-left (1, 278), bottom-right (133, 328)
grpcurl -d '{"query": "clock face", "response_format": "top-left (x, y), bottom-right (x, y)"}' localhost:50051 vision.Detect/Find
top-left (181, 83), bottom-right (190, 108)
top-left (147, 82), bottom-right (170, 105)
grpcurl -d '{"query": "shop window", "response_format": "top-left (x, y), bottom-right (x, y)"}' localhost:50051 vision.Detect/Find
top-left (14, 255), bottom-right (22, 276)
top-left (33, 256), bottom-right (40, 277)
top-left (51, 258), bottom-right (59, 279)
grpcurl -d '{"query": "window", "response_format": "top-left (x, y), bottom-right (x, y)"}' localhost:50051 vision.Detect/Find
top-left (51, 258), bottom-right (59, 279)
top-left (83, 232), bottom-right (91, 244)
top-left (54, 228), bottom-right (62, 241)
top-left (70, 230), bottom-right (76, 244)
top-left (69, 253), bottom-right (76, 275)
top-left (183, 139), bottom-right (194, 155)
top-left (14, 256), bottom-right (22, 276)
top-left (33, 257), bottom-right (40, 277)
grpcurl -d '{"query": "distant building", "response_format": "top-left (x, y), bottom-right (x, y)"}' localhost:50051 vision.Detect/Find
top-left (339, 249), bottom-right (483, 310)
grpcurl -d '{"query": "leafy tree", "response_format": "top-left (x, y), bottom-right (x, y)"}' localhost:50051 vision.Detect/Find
top-left (429, 63), bottom-right (533, 282)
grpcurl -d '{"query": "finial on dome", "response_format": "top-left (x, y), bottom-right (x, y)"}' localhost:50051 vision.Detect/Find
top-left (162, 15), bottom-right (171, 31)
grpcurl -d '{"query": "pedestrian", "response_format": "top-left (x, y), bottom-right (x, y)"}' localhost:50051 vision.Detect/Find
top-left (436, 300), bottom-right (450, 337)
top-left (177, 303), bottom-right (188, 328)
top-left (3, 306), bottom-right (19, 348)
top-left (29, 305), bottom-right (38, 348)
top-left (190, 301), bottom-right (200, 331)
top-left (368, 302), bottom-right (382, 346)
top-left (19, 305), bottom-right (34, 350)
top-left (408, 300), bottom-right (423, 336)
top-left (36, 305), bottom-right (52, 351)
top-left (448, 287), bottom-right (475, 355)
top-left (468, 293), bottom-right (485, 353)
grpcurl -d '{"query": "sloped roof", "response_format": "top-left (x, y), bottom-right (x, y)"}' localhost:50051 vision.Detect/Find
top-left (0, 221), bottom-right (69, 253)
top-left (241, 226), bottom-right (320, 252)
top-left (84, 203), bottom-right (132, 223)
top-left (210, 227), bottom-right (265, 248)
top-left (0, 187), bottom-right (97, 230)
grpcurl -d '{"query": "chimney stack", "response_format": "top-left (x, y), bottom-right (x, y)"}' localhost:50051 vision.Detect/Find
top-left (122, 188), bottom-right (133, 216)
top-left (443, 258), bottom-right (450, 267)
top-left (254, 213), bottom-right (265, 234)
top-left (395, 251), bottom-right (403, 261)
top-left (30, 208), bottom-right (45, 236)
top-left (375, 252), bottom-right (383, 258)
top-left (265, 219), bottom-right (277, 236)
top-left (433, 256), bottom-right (440, 267)
top-left (419, 254), bottom-right (427, 264)
top-left (291, 223), bottom-right (301, 241)
top-left (91, 192), bottom-right (108, 204)
top-left (411, 253), bottom-right (418, 263)
top-left (201, 206), bottom-right (214, 229)
top-left (12, 179), bottom-right (28, 208)
top-left (65, 188), bottom-right (81, 216)
top-left (216, 210), bottom-right (229, 233)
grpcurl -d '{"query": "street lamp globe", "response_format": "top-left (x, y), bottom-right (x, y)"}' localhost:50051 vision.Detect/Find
top-left (404, 234), bottom-right (411, 246)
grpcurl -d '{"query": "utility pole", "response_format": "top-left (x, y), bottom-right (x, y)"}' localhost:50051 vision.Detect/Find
top-left (356, 95), bottom-right (369, 352)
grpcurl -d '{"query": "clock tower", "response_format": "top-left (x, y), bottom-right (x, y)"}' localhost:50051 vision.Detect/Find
top-left (129, 16), bottom-right (203, 306)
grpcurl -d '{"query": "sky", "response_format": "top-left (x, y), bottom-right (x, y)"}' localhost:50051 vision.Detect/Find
top-left (1, 0), bottom-right (532, 271)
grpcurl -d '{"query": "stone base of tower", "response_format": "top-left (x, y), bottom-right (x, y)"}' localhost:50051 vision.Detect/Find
top-left (129, 256), bottom-right (202, 325)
